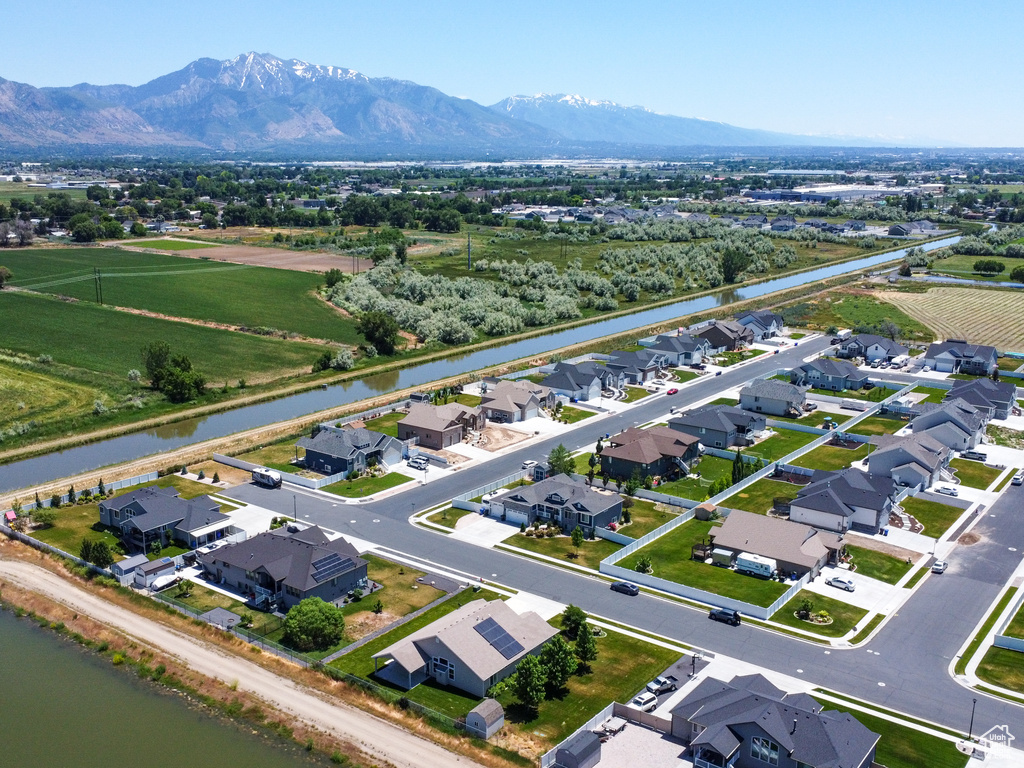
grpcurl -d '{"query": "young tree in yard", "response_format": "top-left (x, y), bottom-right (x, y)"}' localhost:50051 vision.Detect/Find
top-left (510, 654), bottom-right (547, 710)
top-left (561, 604), bottom-right (588, 640)
top-left (90, 541), bottom-right (114, 569)
top-left (34, 508), bottom-right (57, 527)
top-left (540, 635), bottom-right (578, 690)
top-left (574, 621), bottom-right (598, 671)
top-left (570, 526), bottom-right (584, 558)
top-left (67, 485), bottom-right (76, 504)
top-left (79, 539), bottom-right (94, 563)
top-left (732, 450), bottom-right (745, 484)
top-left (623, 467), bottom-right (642, 496)
top-left (547, 444), bottom-right (576, 476)
top-left (635, 554), bottom-right (653, 574)
top-left (282, 597), bottom-right (346, 652)
top-left (357, 311), bottom-right (400, 356)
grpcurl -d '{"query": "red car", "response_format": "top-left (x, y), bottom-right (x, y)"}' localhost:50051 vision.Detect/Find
top-left (666, 388), bottom-right (679, 395)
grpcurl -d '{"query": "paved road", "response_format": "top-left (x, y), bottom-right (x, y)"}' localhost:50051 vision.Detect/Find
top-left (224, 338), bottom-right (1024, 739)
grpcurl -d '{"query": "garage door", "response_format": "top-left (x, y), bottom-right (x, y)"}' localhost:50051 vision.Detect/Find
top-left (503, 507), bottom-right (529, 524)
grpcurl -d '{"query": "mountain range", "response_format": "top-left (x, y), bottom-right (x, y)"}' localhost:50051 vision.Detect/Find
top-left (0, 52), bottom-right (878, 155)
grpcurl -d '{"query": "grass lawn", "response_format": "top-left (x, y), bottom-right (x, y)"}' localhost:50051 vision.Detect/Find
top-left (0, 359), bottom-right (103, 435)
top-left (707, 396), bottom-right (738, 406)
top-left (977, 646), bottom-right (1024, 695)
top-left (950, 458), bottom-right (1002, 490)
top-left (781, 291), bottom-right (934, 342)
top-left (995, 469), bottom-right (1021, 493)
top-left (999, 356), bottom-right (1024, 372)
top-left (163, 583), bottom-right (281, 635)
top-left (792, 443), bottom-right (869, 472)
top-left (236, 441), bottom-right (302, 473)
top-left (846, 545), bottom-right (913, 585)
top-left (454, 393), bottom-right (481, 407)
top-left (621, 520), bottom-right (789, 607)
top-left (322, 472), bottom-right (411, 498)
top-left (722, 478), bottom-right (801, 515)
top-left (714, 349), bottom-right (766, 367)
top-left (496, 622), bottom-right (682, 744)
top-left (126, 239), bottom-right (220, 251)
top-left (771, 590), bottom-right (868, 638)
top-left (913, 385), bottom-right (949, 404)
top-left (339, 554), bottom-right (443, 640)
top-left (622, 386), bottom-right (651, 403)
top-left (817, 704), bottom-right (967, 768)
top-left (1002, 602), bottom-right (1024, 639)
top-left (621, 499), bottom-right (679, 538)
top-left (656, 455), bottom-right (733, 500)
top-left (508, 532), bottom-right (621, 571)
top-left (362, 410), bottom-right (405, 437)
top-left (559, 405), bottom-right (596, 424)
top-left (670, 370), bottom-right (700, 384)
top-left (517, 373), bottom-right (548, 384)
top-left (425, 507), bottom-right (478, 530)
top-left (748, 428), bottom-right (819, 461)
top-left (900, 496), bottom-right (964, 539)
top-left (788, 332), bottom-right (806, 339)
top-left (846, 415), bottom-right (907, 436)
top-left (808, 385), bottom-right (891, 402)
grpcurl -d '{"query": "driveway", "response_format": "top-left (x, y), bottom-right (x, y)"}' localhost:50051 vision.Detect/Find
top-left (804, 566), bottom-right (902, 613)
top-left (447, 514), bottom-right (519, 548)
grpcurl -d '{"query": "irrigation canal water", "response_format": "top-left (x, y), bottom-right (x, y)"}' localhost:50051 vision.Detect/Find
top-left (0, 235), bottom-right (959, 493)
top-left (0, 608), bottom-right (322, 767)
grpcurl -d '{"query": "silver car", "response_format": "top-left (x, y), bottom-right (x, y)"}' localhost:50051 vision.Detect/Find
top-left (826, 576), bottom-right (855, 592)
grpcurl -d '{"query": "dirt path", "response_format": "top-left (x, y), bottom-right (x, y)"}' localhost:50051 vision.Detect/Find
top-left (0, 559), bottom-right (475, 768)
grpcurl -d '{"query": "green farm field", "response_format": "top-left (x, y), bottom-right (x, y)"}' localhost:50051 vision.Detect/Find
top-left (121, 238), bottom-right (219, 251)
top-left (0, 359), bottom-right (102, 433)
top-left (930, 251), bottom-right (1022, 282)
top-left (3, 247), bottom-right (361, 344)
top-left (885, 286), bottom-right (1024, 350)
top-left (0, 182), bottom-right (86, 203)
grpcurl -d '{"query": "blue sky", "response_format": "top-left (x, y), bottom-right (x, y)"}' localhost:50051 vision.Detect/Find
top-left (6, 1), bottom-right (1022, 146)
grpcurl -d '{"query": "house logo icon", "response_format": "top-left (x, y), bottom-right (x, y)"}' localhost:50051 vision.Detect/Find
top-left (980, 724), bottom-right (1015, 747)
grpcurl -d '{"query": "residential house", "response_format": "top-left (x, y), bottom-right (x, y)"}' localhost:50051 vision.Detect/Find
top-left (911, 398), bottom-right (987, 451)
top-left (297, 427), bottom-right (404, 475)
top-left (789, 358), bottom-right (869, 391)
top-left (945, 377), bottom-right (1016, 419)
top-left (670, 674), bottom-right (879, 768)
top-left (669, 405), bottom-right (767, 449)
top-left (710, 509), bottom-right (843, 577)
top-left (923, 340), bottom-right (999, 375)
top-left (397, 402), bottom-right (485, 450)
top-left (541, 365), bottom-right (602, 403)
top-left (789, 468), bottom-right (897, 534)
top-left (770, 215), bottom-right (797, 232)
top-left (568, 360), bottom-right (627, 391)
top-left (739, 379), bottom-right (806, 417)
top-left (888, 220), bottom-right (937, 237)
top-left (480, 379), bottom-right (554, 423)
top-left (867, 433), bottom-right (951, 488)
top-left (604, 349), bottom-right (666, 384)
top-left (599, 426), bottom-right (701, 480)
top-left (371, 598), bottom-right (557, 698)
top-left (698, 320), bottom-right (756, 353)
top-left (837, 334), bottom-right (908, 362)
top-left (733, 309), bottom-right (785, 341)
top-left (466, 699), bottom-right (505, 740)
top-left (643, 333), bottom-right (712, 367)
top-left (801, 218), bottom-right (828, 229)
top-left (487, 475), bottom-right (622, 534)
top-left (197, 525), bottom-right (367, 611)
top-left (844, 219), bottom-right (867, 231)
top-left (741, 214), bottom-right (768, 228)
top-left (687, 212), bottom-right (712, 223)
top-left (99, 486), bottom-right (236, 554)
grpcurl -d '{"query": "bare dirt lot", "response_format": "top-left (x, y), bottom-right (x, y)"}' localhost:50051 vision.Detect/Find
top-left (477, 425), bottom-right (534, 452)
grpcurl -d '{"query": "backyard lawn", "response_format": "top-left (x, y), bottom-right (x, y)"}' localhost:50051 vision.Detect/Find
top-left (913, 385), bottom-right (949, 404)
top-left (772, 590), bottom-right (868, 638)
top-left (722, 478), bottom-right (801, 515)
top-left (670, 370), bottom-right (700, 384)
top-left (362, 411), bottom-right (405, 437)
top-left (950, 458), bottom-right (1002, 490)
top-left (846, 415), bottom-right (907, 437)
top-left (621, 499), bottom-right (680, 538)
top-left (620, 519), bottom-right (789, 607)
top-left (822, 705), bottom-right (969, 768)
top-left (559, 405), bottom-right (597, 424)
top-left (900, 496), bottom-right (964, 539)
top-left (656, 455), bottom-right (733, 501)
top-left (455, 393), bottom-right (482, 407)
top-left (808, 386), bottom-right (889, 402)
top-left (846, 545), bottom-right (913, 585)
top-left (622, 386), bottom-right (651, 403)
top-left (236, 440), bottom-right (302, 473)
top-left (161, 583), bottom-right (281, 635)
top-left (425, 506), bottom-right (478, 530)
top-left (339, 554), bottom-right (444, 640)
top-left (322, 472), bottom-right (412, 498)
top-left (792, 443), bottom-right (869, 472)
top-left (748, 428), bottom-right (819, 461)
top-left (507, 532), bottom-right (621, 571)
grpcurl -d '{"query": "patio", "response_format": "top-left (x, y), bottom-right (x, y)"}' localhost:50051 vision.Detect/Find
top-left (590, 722), bottom-right (692, 768)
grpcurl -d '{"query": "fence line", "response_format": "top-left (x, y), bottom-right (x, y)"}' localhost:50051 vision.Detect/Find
top-left (8, 472), bottom-right (160, 513)
top-left (452, 470), bottom-right (529, 503)
top-left (213, 453), bottom-right (350, 490)
top-left (993, 588), bottom-right (1024, 653)
top-left (593, 526), bottom-right (637, 546)
top-left (540, 703), bottom-right (616, 768)
top-left (0, 523), bottom-right (114, 578)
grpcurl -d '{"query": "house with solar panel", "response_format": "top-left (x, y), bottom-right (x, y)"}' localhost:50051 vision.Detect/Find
top-left (371, 599), bottom-right (558, 697)
top-left (196, 525), bottom-right (367, 611)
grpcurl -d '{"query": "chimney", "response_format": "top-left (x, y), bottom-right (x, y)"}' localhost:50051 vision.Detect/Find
top-left (791, 718), bottom-right (798, 735)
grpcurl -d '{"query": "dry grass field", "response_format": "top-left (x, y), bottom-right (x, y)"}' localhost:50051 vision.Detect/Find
top-left (874, 287), bottom-right (1024, 350)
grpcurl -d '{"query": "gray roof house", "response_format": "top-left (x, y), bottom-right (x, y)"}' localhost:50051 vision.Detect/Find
top-left (372, 599), bottom-right (557, 698)
top-left (669, 404), bottom-right (766, 449)
top-left (698, 320), bottom-right (756, 352)
top-left (867, 433), bottom-right (951, 489)
top-left (790, 358), bottom-right (869, 392)
top-left (488, 475), bottom-right (622, 534)
top-left (837, 334), bottom-right (908, 362)
top-left (923, 340), bottom-right (998, 375)
top-left (911, 398), bottom-right (987, 451)
top-left (670, 674), bottom-right (879, 768)
top-left (297, 427), bottom-right (404, 475)
top-left (397, 402), bottom-right (485, 450)
top-left (480, 379), bottom-right (554, 423)
top-left (734, 309), bottom-right (785, 341)
top-left (643, 332), bottom-right (712, 367)
top-left (599, 426), bottom-right (701, 481)
top-left (710, 509), bottom-right (843, 577)
top-left (889, 220), bottom-right (937, 237)
top-left (790, 468), bottom-right (897, 534)
top-left (739, 379), bottom-right (806, 418)
top-left (945, 377), bottom-right (1017, 420)
top-left (844, 219), bottom-right (867, 231)
top-left (99, 486), bottom-right (235, 554)
top-left (541, 365), bottom-right (602, 403)
top-left (770, 216), bottom-right (797, 232)
top-left (197, 525), bottom-right (367, 611)
top-left (605, 349), bottom-right (666, 384)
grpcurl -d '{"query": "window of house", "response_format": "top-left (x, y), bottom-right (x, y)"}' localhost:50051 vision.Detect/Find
top-left (432, 657), bottom-right (455, 681)
top-left (245, 570), bottom-right (256, 582)
top-left (750, 737), bottom-right (779, 765)
top-left (285, 585), bottom-right (300, 597)
top-left (113, 509), bottom-right (119, 519)
top-left (578, 514), bottom-right (593, 526)
top-left (715, 441), bottom-right (723, 447)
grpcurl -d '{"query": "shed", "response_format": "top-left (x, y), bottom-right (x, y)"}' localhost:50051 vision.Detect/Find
top-left (555, 729), bottom-right (601, 768)
top-left (110, 554), bottom-right (150, 584)
top-left (466, 698), bottom-right (504, 739)
top-left (133, 557), bottom-right (175, 588)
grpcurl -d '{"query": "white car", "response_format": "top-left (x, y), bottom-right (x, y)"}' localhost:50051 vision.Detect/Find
top-left (826, 576), bottom-right (855, 592)
top-left (932, 561), bottom-right (948, 574)
top-left (521, 460), bottom-right (538, 470)
top-left (631, 691), bottom-right (658, 712)
top-left (935, 485), bottom-right (959, 497)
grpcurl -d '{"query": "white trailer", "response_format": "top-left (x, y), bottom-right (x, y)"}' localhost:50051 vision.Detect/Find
top-left (252, 467), bottom-right (282, 488)
top-left (736, 552), bottom-right (777, 578)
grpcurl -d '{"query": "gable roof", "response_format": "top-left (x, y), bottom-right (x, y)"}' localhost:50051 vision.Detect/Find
top-left (698, 319), bottom-right (754, 343)
top-left (102, 484), bottom-right (180, 512)
top-left (925, 340), bottom-right (998, 362)
top-left (871, 433), bottom-right (949, 472)
top-left (912, 397), bottom-right (985, 434)
top-left (501, 475), bottom-right (621, 515)
top-left (541, 365), bottom-right (600, 393)
top-left (735, 309), bottom-right (784, 330)
top-left (670, 404), bottom-right (764, 434)
top-left (796, 468), bottom-right (895, 515)
top-left (297, 427), bottom-right (397, 460)
top-left (797, 357), bottom-right (864, 380)
top-left (400, 402), bottom-right (480, 432)
top-left (842, 334), bottom-right (908, 356)
top-left (602, 426), bottom-right (699, 464)
top-left (648, 333), bottom-right (709, 356)
top-left (710, 509), bottom-right (842, 568)
top-left (740, 378), bottom-right (805, 404)
top-left (481, 379), bottom-right (550, 413)
top-left (468, 698), bottom-right (504, 727)
top-left (945, 378), bottom-right (1016, 411)
top-left (606, 349), bottom-right (664, 373)
top-left (110, 486), bottom-right (222, 534)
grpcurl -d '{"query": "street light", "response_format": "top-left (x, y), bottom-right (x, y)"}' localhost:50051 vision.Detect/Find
top-left (968, 697), bottom-right (978, 741)
top-left (292, 494), bottom-right (297, 522)
top-left (691, 650), bottom-right (704, 677)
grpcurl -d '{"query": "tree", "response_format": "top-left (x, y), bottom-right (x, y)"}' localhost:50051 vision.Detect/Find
top-left (635, 554), bottom-right (652, 574)
top-left (1011, 265), bottom-right (1024, 283)
top-left (79, 539), bottom-right (94, 563)
top-left (974, 259), bottom-right (1005, 274)
top-left (570, 526), bottom-right (584, 558)
top-left (0, 266), bottom-right (11, 289)
top-left (561, 604), bottom-right (588, 640)
top-left (67, 485), bottom-right (76, 504)
top-left (623, 467), bottom-right (642, 496)
top-left (324, 268), bottom-right (345, 289)
top-left (879, 319), bottom-right (901, 341)
top-left (510, 654), bottom-right (547, 710)
top-left (898, 262), bottom-right (912, 277)
top-left (90, 541), bottom-right (114, 568)
top-left (130, 221), bottom-right (148, 237)
top-left (540, 635), bottom-right (578, 690)
top-left (574, 621), bottom-right (598, 670)
top-left (34, 508), bottom-right (57, 526)
top-left (732, 450), bottom-right (745, 484)
top-left (71, 220), bottom-right (100, 243)
top-left (547, 443), bottom-right (576, 476)
top-left (357, 311), bottom-right (400, 356)
top-left (141, 341), bottom-right (172, 388)
top-left (721, 247), bottom-right (750, 283)
top-left (282, 597), bottom-right (346, 652)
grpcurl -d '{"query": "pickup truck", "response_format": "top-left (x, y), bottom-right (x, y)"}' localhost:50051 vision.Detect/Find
top-left (646, 675), bottom-right (679, 695)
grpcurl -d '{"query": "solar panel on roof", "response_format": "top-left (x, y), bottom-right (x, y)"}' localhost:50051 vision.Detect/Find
top-left (474, 617), bottom-right (524, 660)
top-left (311, 552), bottom-right (355, 584)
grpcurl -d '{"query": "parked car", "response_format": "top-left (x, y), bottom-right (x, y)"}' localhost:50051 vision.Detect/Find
top-left (666, 388), bottom-right (679, 395)
top-left (863, 382), bottom-right (875, 389)
top-left (931, 560), bottom-right (948, 574)
top-left (690, 363), bottom-right (707, 370)
top-left (826, 576), bottom-right (855, 592)
top-left (646, 675), bottom-right (679, 695)
top-left (631, 692), bottom-right (658, 712)
top-left (1012, 470), bottom-right (1024, 486)
top-left (935, 485), bottom-right (959, 497)
top-left (961, 450), bottom-right (988, 462)
top-left (521, 460), bottom-right (538, 470)
top-left (708, 607), bottom-right (741, 626)
top-left (870, 360), bottom-right (880, 368)
top-left (610, 581), bottom-right (640, 596)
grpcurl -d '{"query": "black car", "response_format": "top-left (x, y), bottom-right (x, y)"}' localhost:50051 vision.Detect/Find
top-left (709, 607), bottom-right (741, 626)
top-left (610, 581), bottom-right (640, 596)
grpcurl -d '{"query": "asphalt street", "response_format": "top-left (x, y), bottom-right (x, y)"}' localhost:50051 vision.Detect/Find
top-left (224, 337), bottom-right (1024, 739)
